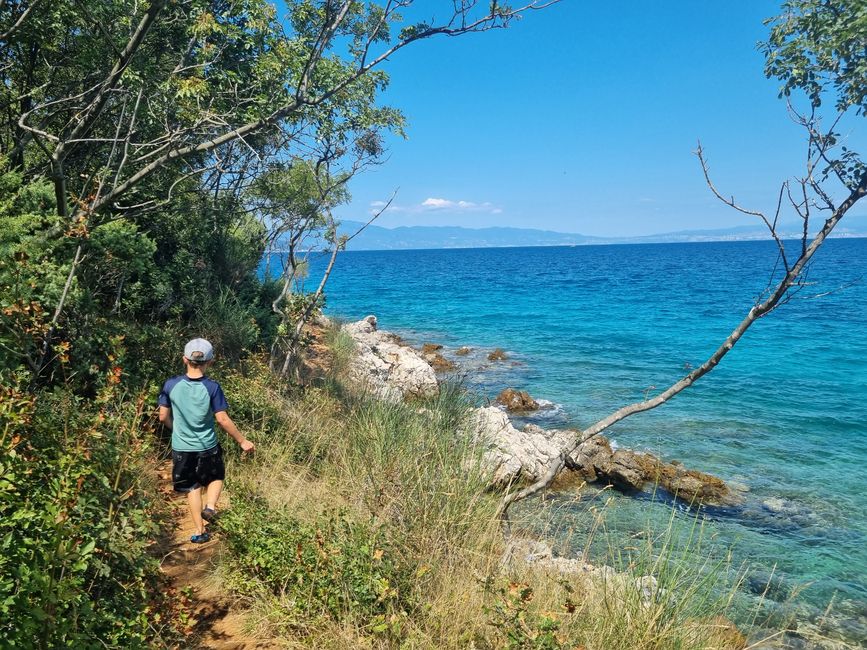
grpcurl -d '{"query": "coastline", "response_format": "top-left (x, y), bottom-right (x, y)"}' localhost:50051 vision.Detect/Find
top-left (334, 313), bottom-right (865, 649)
top-left (339, 314), bottom-right (742, 506)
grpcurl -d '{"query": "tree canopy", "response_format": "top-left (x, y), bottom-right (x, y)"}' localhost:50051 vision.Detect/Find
top-left (764, 0), bottom-right (867, 115)
top-left (0, 2), bottom-right (556, 645)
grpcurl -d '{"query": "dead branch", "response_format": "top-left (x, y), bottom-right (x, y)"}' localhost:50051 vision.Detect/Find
top-left (498, 149), bottom-right (867, 525)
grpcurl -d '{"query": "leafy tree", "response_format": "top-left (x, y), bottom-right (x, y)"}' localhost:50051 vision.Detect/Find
top-left (0, 1), bottom-right (562, 645)
top-left (0, 0), bottom-right (556, 384)
top-left (764, 0), bottom-right (867, 115)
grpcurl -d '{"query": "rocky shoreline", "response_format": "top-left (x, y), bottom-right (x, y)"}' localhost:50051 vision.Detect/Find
top-left (342, 314), bottom-right (742, 508)
top-left (338, 314), bottom-right (859, 650)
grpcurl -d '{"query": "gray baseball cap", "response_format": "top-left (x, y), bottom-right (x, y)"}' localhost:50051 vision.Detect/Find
top-left (184, 338), bottom-right (214, 362)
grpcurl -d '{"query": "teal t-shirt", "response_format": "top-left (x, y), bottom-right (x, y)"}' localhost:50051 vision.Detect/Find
top-left (158, 375), bottom-right (228, 451)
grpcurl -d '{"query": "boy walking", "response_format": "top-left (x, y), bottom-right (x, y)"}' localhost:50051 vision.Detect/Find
top-left (158, 338), bottom-right (254, 543)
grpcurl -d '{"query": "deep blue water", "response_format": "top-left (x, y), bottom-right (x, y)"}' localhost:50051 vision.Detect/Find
top-left (296, 239), bottom-right (867, 642)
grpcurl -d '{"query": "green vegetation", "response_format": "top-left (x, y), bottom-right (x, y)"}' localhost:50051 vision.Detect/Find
top-left (0, 0), bottom-right (862, 646)
top-left (0, 379), bottom-right (176, 647)
top-left (208, 339), bottom-right (754, 649)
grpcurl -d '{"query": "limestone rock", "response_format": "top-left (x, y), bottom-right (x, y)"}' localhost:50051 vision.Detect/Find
top-left (487, 348), bottom-right (509, 361)
top-left (570, 436), bottom-right (613, 482)
top-left (495, 388), bottom-right (540, 412)
top-left (341, 315), bottom-right (438, 401)
top-left (707, 616), bottom-right (747, 650)
top-left (636, 575), bottom-right (661, 604)
top-left (568, 433), bottom-right (740, 506)
top-left (641, 457), bottom-right (739, 506)
top-left (383, 331), bottom-right (407, 346)
top-left (600, 449), bottom-right (656, 491)
top-left (421, 342), bottom-right (443, 354)
top-left (455, 346), bottom-right (473, 356)
top-left (501, 538), bottom-right (594, 575)
top-left (466, 407), bottom-right (577, 485)
top-left (425, 352), bottom-right (456, 372)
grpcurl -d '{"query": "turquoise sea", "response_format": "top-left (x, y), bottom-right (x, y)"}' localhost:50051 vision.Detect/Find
top-left (303, 238), bottom-right (867, 644)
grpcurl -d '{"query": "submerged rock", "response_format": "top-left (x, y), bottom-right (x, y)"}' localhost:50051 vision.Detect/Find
top-left (342, 315), bottom-right (438, 401)
top-left (488, 348), bottom-right (509, 361)
top-left (455, 346), bottom-right (473, 356)
top-left (496, 388), bottom-right (540, 412)
top-left (426, 352), bottom-right (456, 372)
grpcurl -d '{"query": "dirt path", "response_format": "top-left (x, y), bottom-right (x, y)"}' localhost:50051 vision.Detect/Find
top-left (156, 327), bottom-right (332, 648)
top-left (158, 462), bottom-right (279, 649)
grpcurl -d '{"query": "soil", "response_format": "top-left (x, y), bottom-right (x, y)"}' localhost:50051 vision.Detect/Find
top-left (157, 323), bottom-right (333, 647)
top-left (158, 462), bottom-right (280, 649)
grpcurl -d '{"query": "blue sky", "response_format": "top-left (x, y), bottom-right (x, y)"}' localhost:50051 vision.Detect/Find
top-left (324, 2), bottom-right (864, 237)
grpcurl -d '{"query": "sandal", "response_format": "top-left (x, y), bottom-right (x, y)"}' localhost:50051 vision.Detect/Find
top-left (190, 532), bottom-right (211, 544)
top-left (201, 507), bottom-right (217, 522)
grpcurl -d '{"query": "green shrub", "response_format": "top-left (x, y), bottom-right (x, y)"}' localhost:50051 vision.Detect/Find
top-left (482, 582), bottom-right (569, 650)
top-left (197, 286), bottom-right (262, 362)
top-left (219, 494), bottom-right (417, 641)
top-left (0, 380), bottom-right (178, 648)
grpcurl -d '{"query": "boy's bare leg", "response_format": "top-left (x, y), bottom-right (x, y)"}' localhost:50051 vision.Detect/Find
top-left (205, 479), bottom-right (223, 512)
top-left (187, 487), bottom-right (205, 536)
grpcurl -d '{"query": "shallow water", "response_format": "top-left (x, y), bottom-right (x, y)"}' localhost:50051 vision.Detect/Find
top-left (296, 238), bottom-right (867, 644)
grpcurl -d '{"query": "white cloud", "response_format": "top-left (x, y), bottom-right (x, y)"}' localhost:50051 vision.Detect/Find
top-left (419, 197), bottom-right (501, 213)
top-left (421, 197), bottom-right (453, 209)
top-left (368, 197), bottom-right (502, 216)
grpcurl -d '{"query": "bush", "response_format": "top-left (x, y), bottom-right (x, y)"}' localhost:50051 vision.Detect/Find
top-left (0, 380), bottom-right (178, 648)
top-left (197, 286), bottom-right (262, 362)
top-left (220, 494), bottom-right (417, 641)
top-left (482, 582), bottom-right (569, 650)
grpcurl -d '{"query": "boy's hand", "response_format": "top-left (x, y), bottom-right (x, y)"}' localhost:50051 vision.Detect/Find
top-left (215, 412), bottom-right (254, 453)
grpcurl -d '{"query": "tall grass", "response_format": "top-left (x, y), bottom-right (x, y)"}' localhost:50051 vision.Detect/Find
top-left (212, 333), bottom-right (767, 648)
top-left (337, 381), bottom-right (498, 564)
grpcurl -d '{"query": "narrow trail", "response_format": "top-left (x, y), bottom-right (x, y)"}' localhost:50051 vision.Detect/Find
top-left (156, 325), bottom-right (332, 648)
top-left (157, 462), bottom-right (279, 650)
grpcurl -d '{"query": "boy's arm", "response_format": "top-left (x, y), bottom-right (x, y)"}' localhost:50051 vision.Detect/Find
top-left (214, 411), bottom-right (254, 452)
top-left (159, 406), bottom-right (173, 430)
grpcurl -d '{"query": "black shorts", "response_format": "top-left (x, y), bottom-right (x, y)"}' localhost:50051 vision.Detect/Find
top-left (172, 444), bottom-right (225, 492)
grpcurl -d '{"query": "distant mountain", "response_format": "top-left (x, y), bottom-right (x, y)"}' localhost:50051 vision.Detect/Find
top-left (336, 215), bottom-right (867, 250)
top-left (336, 222), bottom-right (603, 249)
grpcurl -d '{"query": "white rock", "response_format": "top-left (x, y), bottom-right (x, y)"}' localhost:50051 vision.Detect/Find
top-left (466, 407), bottom-right (578, 485)
top-left (636, 575), bottom-right (660, 604)
top-left (341, 315), bottom-right (438, 401)
top-left (501, 538), bottom-right (594, 575)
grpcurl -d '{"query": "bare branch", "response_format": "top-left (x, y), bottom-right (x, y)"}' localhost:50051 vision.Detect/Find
top-left (343, 190), bottom-right (396, 244)
top-left (499, 163), bottom-right (867, 522)
top-left (0, 0), bottom-right (43, 42)
top-left (697, 141), bottom-right (789, 267)
top-left (33, 243), bottom-right (84, 381)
